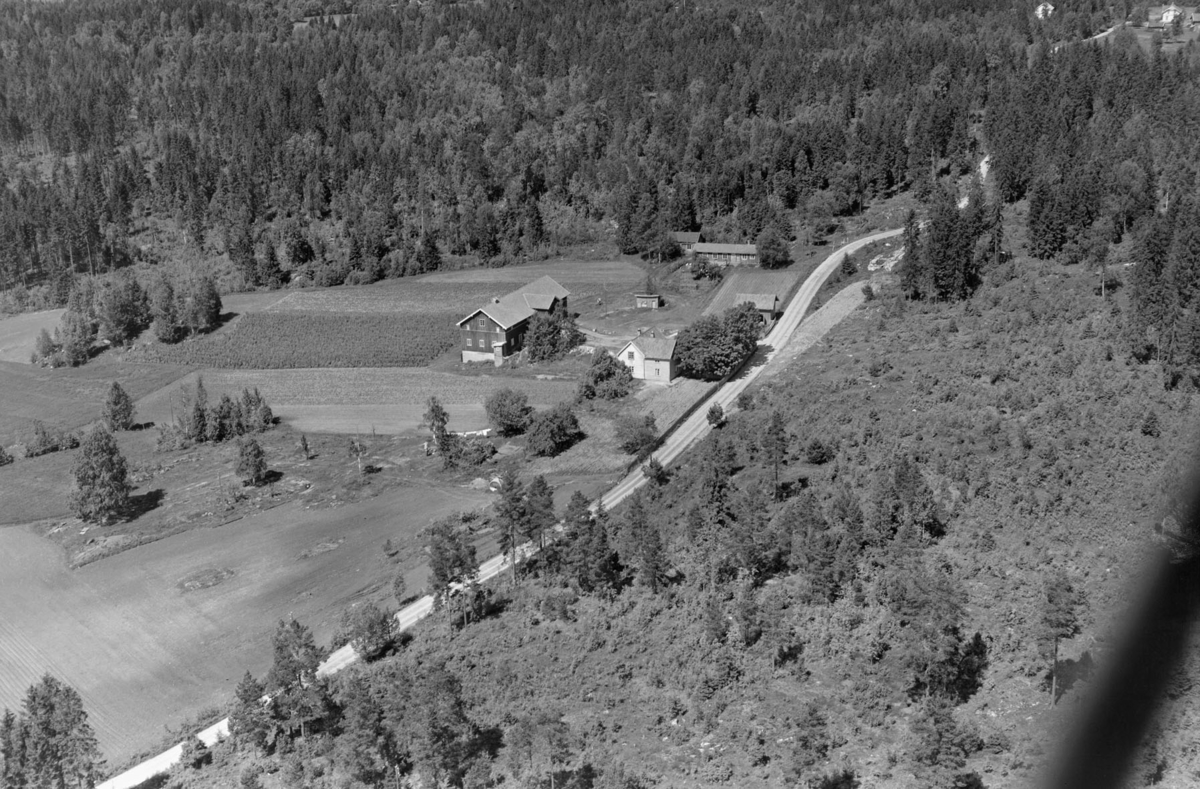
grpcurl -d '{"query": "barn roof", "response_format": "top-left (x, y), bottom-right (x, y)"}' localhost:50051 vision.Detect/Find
top-left (623, 328), bottom-right (676, 360)
top-left (457, 276), bottom-right (571, 329)
top-left (736, 293), bottom-right (779, 312)
top-left (694, 243), bottom-right (758, 256)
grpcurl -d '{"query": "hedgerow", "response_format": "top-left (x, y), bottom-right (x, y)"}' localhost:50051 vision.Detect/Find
top-left (135, 313), bottom-right (457, 368)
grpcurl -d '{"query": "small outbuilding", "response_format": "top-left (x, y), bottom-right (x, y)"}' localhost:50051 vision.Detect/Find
top-left (736, 293), bottom-right (780, 328)
top-left (617, 328), bottom-right (677, 383)
top-left (1035, 2), bottom-right (1054, 19)
top-left (635, 293), bottom-right (663, 309)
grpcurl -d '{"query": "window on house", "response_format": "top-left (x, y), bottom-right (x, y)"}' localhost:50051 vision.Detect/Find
top-left (479, 318), bottom-right (485, 328)
top-left (627, 351), bottom-right (634, 360)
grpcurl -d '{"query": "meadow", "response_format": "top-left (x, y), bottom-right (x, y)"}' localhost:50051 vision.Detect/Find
top-left (134, 368), bottom-right (581, 435)
top-left (702, 269), bottom-right (804, 317)
top-left (0, 482), bottom-right (492, 766)
top-left (0, 360), bottom-right (190, 446)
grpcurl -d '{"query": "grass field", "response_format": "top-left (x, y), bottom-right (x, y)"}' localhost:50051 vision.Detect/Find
top-left (702, 270), bottom-right (804, 317)
top-left (134, 368), bottom-right (580, 435)
top-left (0, 361), bottom-right (192, 446)
top-left (0, 308), bottom-right (63, 364)
top-left (130, 313), bottom-right (458, 369)
top-left (0, 482), bottom-right (491, 766)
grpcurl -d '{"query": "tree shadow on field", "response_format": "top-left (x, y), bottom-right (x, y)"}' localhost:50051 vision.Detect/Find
top-left (125, 488), bottom-right (165, 521)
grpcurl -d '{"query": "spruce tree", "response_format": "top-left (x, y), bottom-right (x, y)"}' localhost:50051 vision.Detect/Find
top-left (762, 410), bottom-right (788, 500)
top-left (523, 475), bottom-right (556, 549)
top-left (495, 468), bottom-right (526, 582)
top-left (102, 381), bottom-right (135, 431)
top-left (237, 436), bottom-right (267, 486)
top-left (70, 425), bottom-right (130, 524)
top-left (229, 672), bottom-right (270, 752)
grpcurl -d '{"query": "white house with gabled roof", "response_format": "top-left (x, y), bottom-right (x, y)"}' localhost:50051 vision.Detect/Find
top-left (616, 328), bottom-right (677, 383)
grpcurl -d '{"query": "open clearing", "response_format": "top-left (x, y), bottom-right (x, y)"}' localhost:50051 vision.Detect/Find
top-left (702, 270), bottom-right (804, 317)
top-left (135, 368), bottom-right (580, 435)
top-left (0, 482), bottom-right (491, 766)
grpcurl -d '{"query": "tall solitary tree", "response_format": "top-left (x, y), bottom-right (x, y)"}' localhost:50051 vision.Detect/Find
top-left (237, 436), bottom-right (268, 487)
top-left (102, 381), bottom-right (135, 431)
top-left (70, 425), bottom-right (130, 524)
top-left (1040, 570), bottom-right (1082, 705)
top-left (495, 469), bottom-right (526, 583)
top-left (762, 410), bottom-right (789, 500)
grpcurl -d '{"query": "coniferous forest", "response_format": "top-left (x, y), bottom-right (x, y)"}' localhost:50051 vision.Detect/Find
top-left (11, 0), bottom-right (1200, 787)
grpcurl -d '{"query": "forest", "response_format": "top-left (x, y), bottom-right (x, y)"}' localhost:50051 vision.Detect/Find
top-left (0, 0), bottom-right (1116, 305)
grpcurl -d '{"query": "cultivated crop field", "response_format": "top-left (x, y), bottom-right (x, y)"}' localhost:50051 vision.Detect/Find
top-left (132, 313), bottom-right (458, 369)
top-left (263, 283), bottom-right (503, 314)
top-left (702, 270), bottom-right (803, 317)
top-left (135, 368), bottom-right (580, 435)
top-left (0, 483), bottom-right (492, 766)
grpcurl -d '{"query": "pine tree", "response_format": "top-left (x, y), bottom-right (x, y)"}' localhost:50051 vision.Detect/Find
top-left (624, 493), bottom-right (666, 593)
top-left (523, 475), bottom-right (555, 549)
top-left (495, 469), bottom-right (526, 583)
top-left (229, 672), bottom-right (270, 752)
top-left (1040, 570), bottom-right (1081, 705)
top-left (900, 209), bottom-right (924, 299)
top-left (70, 425), bottom-right (130, 524)
top-left (762, 410), bottom-right (788, 500)
top-left (149, 274), bottom-right (177, 343)
top-left (188, 376), bottom-right (208, 442)
top-left (102, 381), bottom-right (135, 431)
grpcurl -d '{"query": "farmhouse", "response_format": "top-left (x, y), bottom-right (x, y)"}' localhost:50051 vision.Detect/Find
top-left (617, 328), bottom-right (677, 383)
top-left (457, 276), bottom-right (571, 363)
top-left (672, 231), bottom-right (703, 253)
top-left (1160, 3), bottom-right (1185, 25)
top-left (736, 293), bottom-right (780, 328)
top-left (694, 242), bottom-right (759, 267)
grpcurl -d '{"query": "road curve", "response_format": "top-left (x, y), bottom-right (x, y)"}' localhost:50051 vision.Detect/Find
top-left (597, 226), bottom-right (903, 512)
top-left (96, 227), bottom-right (900, 789)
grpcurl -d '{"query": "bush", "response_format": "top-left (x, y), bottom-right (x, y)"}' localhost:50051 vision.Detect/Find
top-left (806, 438), bottom-right (834, 464)
top-left (862, 283), bottom-right (876, 301)
top-left (526, 403), bottom-right (584, 457)
top-left (525, 312), bottom-right (585, 363)
top-left (676, 303), bottom-right (761, 381)
top-left (458, 435), bottom-right (497, 465)
top-left (27, 421), bottom-right (79, 457)
top-left (707, 403), bottom-right (725, 428)
top-left (485, 388), bottom-right (532, 435)
top-left (0, 445), bottom-right (11, 466)
top-left (758, 226), bottom-right (792, 269)
top-left (616, 413), bottom-right (658, 456)
top-left (577, 350), bottom-right (634, 401)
